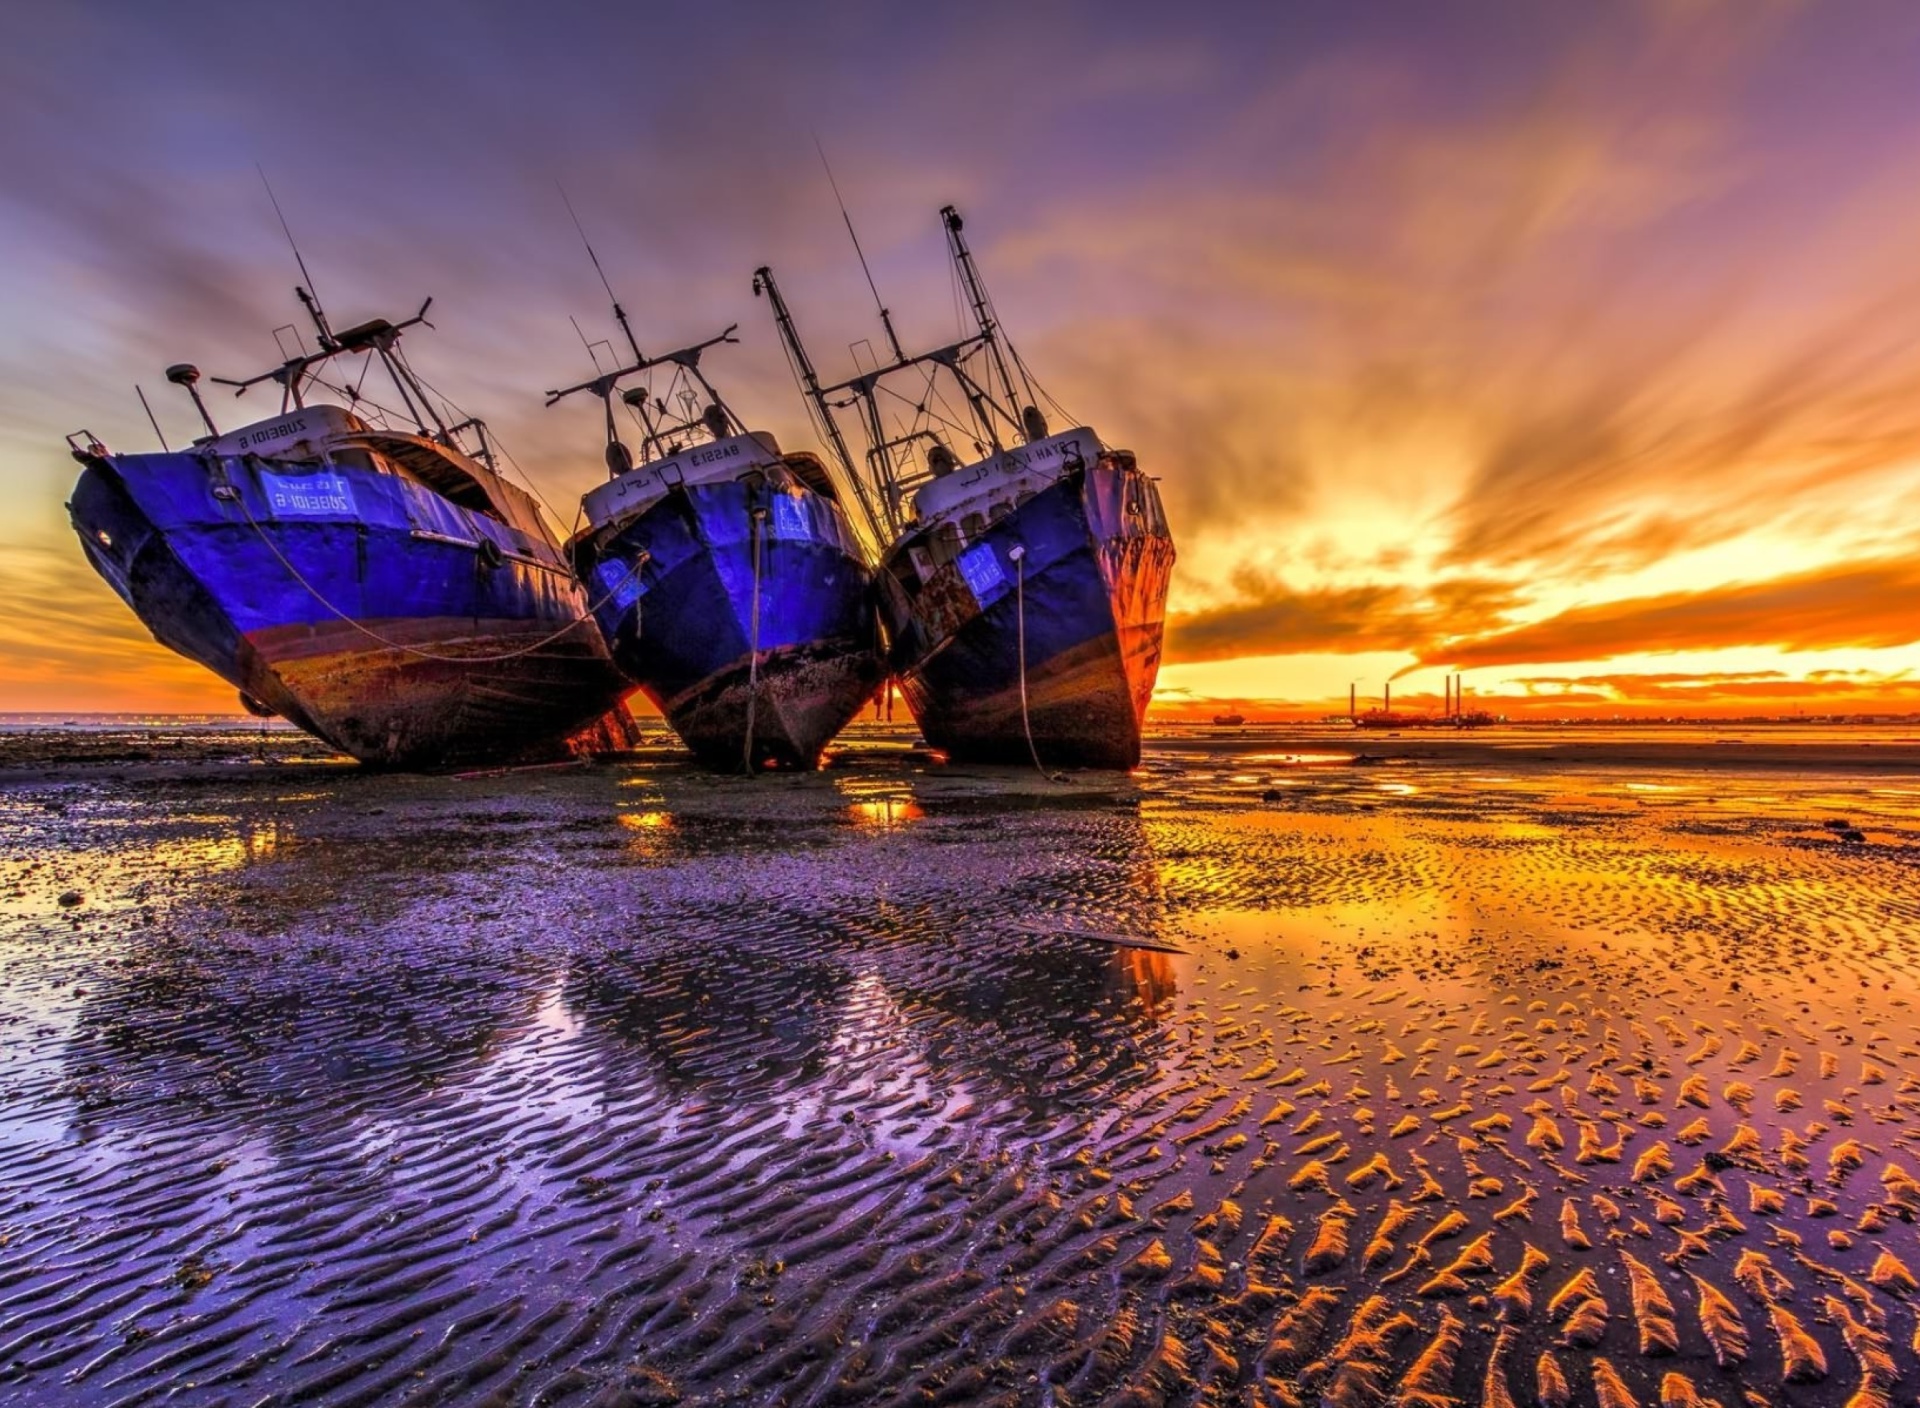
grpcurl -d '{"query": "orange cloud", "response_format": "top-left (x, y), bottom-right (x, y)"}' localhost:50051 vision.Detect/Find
top-left (1428, 555), bottom-right (1920, 669)
top-left (1166, 575), bottom-right (1526, 664)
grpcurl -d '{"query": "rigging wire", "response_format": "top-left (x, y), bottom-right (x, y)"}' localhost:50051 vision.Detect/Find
top-left (871, 377), bottom-right (968, 445)
top-left (304, 373), bottom-right (410, 427)
top-left (814, 137), bottom-right (897, 358)
top-left (404, 364), bottom-right (570, 523)
top-left (559, 182), bottom-right (624, 321)
top-left (346, 350), bottom-right (376, 407)
top-left (1011, 550), bottom-right (1062, 783)
top-left (742, 506), bottom-right (766, 774)
top-left (257, 166), bottom-right (327, 332)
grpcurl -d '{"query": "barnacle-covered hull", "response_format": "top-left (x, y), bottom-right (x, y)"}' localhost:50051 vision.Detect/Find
top-left (69, 447), bottom-right (631, 769)
top-left (574, 477), bottom-right (882, 772)
top-left (878, 461), bottom-right (1173, 770)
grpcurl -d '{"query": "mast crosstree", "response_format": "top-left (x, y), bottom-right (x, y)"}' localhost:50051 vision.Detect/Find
top-left (754, 205), bottom-right (1046, 547)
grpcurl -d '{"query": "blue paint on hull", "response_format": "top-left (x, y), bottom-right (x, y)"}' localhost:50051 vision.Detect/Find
top-left (878, 463), bottom-right (1174, 769)
top-left (575, 479), bottom-right (883, 771)
top-left (69, 449), bottom-right (628, 768)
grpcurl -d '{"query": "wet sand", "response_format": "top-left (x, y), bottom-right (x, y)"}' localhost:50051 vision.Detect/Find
top-left (3, 722), bottom-right (1919, 1405)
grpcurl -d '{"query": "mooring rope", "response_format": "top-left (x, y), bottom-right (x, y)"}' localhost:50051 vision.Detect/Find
top-left (742, 505), bottom-right (766, 774)
top-left (1011, 548), bottom-right (1060, 782)
top-left (234, 488), bottom-right (641, 665)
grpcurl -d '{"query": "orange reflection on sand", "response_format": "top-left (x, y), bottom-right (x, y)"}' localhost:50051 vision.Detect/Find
top-left (1242, 751), bottom-right (1356, 766)
top-left (1109, 948), bottom-right (1178, 1020)
top-left (618, 811), bottom-right (673, 830)
top-left (846, 798), bottom-right (925, 830)
top-left (836, 779), bottom-right (925, 831)
top-left (616, 810), bottom-right (675, 858)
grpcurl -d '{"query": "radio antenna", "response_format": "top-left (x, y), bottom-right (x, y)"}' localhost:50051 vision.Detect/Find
top-left (134, 384), bottom-right (170, 452)
top-left (569, 314), bottom-right (609, 375)
top-left (257, 166), bottom-right (332, 346)
top-left (559, 183), bottom-right (645, 365)
top-left (815, 136), bottom-right (903, 363)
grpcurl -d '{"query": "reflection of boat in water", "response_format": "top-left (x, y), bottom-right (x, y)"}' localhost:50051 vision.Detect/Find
top-left (560, 924), bottom-right (1175, 1108)
top-left (67, 292), bottom-right (632, 770)
top-left (870, 940), bottom-right (1176, 1109)
top-left (754, 207), bottom-right (1175, 770)
top-left (549, 303), bottom-right (882, 772)
top-left (61, 937), bottom-right (550, 1140)
top-left (564, 942), bottom-right (854, 1093)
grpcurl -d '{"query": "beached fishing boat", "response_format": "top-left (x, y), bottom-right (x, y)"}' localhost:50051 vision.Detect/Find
top-left (66, 293), bottom-right (632, 769)
top-left (755, 207), bottom-right (1175, 768)
top-left (549, 316), bottom-right (882, 772)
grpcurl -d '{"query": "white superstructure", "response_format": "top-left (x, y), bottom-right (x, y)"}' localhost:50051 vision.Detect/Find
top-left (580, 431), bottom-right (784, 535)
top-left (908, 427), bottom-right (1099, 528)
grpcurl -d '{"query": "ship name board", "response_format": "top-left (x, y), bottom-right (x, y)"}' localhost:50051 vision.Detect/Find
top-left (261, 471), bottom-right (356, 517)
top-left (236, 416), bottom-right (310, 451)
top-left (686, 441), bottom-right (744, 469)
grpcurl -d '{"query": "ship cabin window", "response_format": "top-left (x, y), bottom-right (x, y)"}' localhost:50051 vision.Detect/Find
top-left (908, 546), bottom-right (935, 582)
top-left (960, 511), bottom-right (987, 540)
top-left (401, 463), bottom-right (500, 517)
top-left (931, 519), bottom-right (963, 565)
top-left (781, 453), bottom-right (838, 503)
top-left (344, 430), bottom-right (514, 524)
top-left (987, 500), bottom-right (1011, 523)
top-left (330, 448), bottom-right (378, 475)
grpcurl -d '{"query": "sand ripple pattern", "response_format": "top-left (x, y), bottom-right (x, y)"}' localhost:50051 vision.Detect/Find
top-left (2, 725), bottom-right (1919, 1404)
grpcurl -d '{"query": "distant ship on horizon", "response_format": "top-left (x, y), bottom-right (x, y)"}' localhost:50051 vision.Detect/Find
top-left (65, 292), bottom-right (632, 769)
top-left (754, 206), bottom-right (1175, 769)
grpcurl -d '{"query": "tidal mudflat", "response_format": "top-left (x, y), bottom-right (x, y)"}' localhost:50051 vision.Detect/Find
top-left (3, 723), bottom-right (1920, 1406)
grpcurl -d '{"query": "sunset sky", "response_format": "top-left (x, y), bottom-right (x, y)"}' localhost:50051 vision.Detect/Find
top-left (7, 1), bottom-right (1920, 720)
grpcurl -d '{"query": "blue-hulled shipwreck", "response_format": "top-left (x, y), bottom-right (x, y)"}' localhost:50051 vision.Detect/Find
top-left (548, 314), bottom-right (882, 772)
top-left (67, 293), bottom-right (632, 769)
top-left (755, 207), bottom-right (1175, 769)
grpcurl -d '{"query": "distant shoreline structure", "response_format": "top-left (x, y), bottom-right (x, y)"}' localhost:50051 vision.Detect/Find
top-left (8, 711), bottom-right (1920, 731)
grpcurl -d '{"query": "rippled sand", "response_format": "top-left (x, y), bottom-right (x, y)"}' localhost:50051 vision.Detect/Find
top-left (3, 724), bottom-right (1919, 1406)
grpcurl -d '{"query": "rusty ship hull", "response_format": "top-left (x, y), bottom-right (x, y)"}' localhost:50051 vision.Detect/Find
top-left (70, 448), bottom-right (631, 769)
top-left (574, 477), bottom-right (883, 772)
top-left (877, 461), bottom-right (1173, 769)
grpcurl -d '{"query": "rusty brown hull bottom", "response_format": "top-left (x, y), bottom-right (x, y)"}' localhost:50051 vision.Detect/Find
top-left (905, 628), bottom-right (1156, 770)
top-left (657, 639), bottom-right (884, 773)
top-left (242, 616), bottom-right (632, 770)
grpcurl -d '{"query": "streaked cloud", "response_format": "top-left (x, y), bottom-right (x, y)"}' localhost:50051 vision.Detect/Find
top-left (5, 2), bottom-right (1920, 714)
top-left (1430, 555), bottom-right (1920, 670)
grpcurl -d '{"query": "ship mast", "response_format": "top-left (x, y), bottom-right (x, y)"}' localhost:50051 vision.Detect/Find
top-left (205, 293), bottom-right (498, 470)
top-left (941, 206), bottom-right (1030, 439)
top-left (545, 326), bottom-right (744, 472)
top-left (752, 266), bottom-right (882, 544)
top-left (755, 209), bottom-right (1040, 544)
top-left (550, 197), bottom-right (751, 473)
